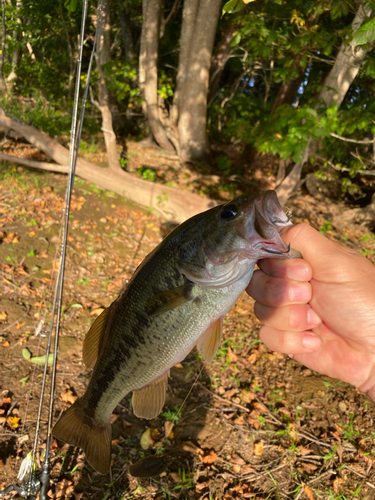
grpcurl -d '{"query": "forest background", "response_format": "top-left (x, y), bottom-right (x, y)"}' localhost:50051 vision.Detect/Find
top-left (0, 0), bottom-right (375, 224)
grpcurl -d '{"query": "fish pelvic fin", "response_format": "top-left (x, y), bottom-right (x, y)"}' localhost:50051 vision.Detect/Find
top-left (52, 399), bottom-right (111, 475)
top-left (83, 306), bottom-right (111, 368)
top-left (196, 317), bottom-right (223, 364)
top-left (132, 371), bottom-right (169, 419)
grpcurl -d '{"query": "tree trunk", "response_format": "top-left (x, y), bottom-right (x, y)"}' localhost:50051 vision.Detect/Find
top-left (6, 0), bottom-right (22, 85)
top-left (207, 22), bottom-right (237, 105)
top-left (177, 0), bottom-right (222, 163)
top-left (0, 0), bottom-right (6, 91)
top-left (95, 0), bottom-right (121, 171)
top-left (318, 3), bottom-right (373, 109)
top-left (270, 73), bottom-right (305, 114)
top-left (119, 2), bottom-right (134, 62)
top-left (276, 3), bottom-right (373, 205)
top-left (0, 114), bottom-right (219, 223)
top-left (141, 0), bottom-right (174, 152)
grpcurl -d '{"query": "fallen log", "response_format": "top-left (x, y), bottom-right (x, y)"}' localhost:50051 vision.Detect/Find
top-left (0, 114), bottom-right (218, 222)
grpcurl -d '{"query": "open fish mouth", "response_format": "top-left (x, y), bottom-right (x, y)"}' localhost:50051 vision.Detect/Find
top-left (261, 242), bottom-right (292, 255)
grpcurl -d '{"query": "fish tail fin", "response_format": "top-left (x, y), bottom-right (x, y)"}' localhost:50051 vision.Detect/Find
top-left (52, 399), bottom-right (111, 475)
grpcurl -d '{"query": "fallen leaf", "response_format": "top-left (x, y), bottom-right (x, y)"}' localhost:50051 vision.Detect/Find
top-left (140, 428), bottom-right (154, 450)
top-left (299, 447), bottom-right (313, 456)
top-left (254, 441), bottom-right (264, 456)
top-left (0, 311), bottom-right (7, 321)
top-left (301, 462), bottom-right (318, 474)
top-left (60, 389), bottom-right (78, 405)
top-left (182, 441), bottom-right (203, 454)
top-left (231, 452), bottom-right (246, 465)
top-left (164, 421), bottom-right (174, 440)
top-left (8, 416), bottom-right (21, 429)
top-left (333, 477), bottom-right (345, 494)
top-left (30, 353), bottom-right (54, 366)
top-left (303, 483), bottom-right (315, 500)
top-left (201, 450), bottom-right (217, 464)
top-left (2, 341), bottom-right (10, 347)
top-left (253, 402), bottom-right (267, 412)
top-left (227, 347), bottom-right (238, 363)
top-left (22, 348), bottom-right (32, 361)
top-left (90, 308), bottom-right (105, 316)
top-left (233, 415), bottom-right (245, 425)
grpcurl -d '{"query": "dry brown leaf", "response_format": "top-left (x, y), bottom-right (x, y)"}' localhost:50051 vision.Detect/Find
top-left (151, 428), bottom-right (160, 440)
top-left (303, 483), bottom-right (315, 500)
top-left (169, 472), bottom-right (179, 483)
top-left (231, 452), bottom-right (246, 465)
top-left (301, 462), bottom-right (318, 474)
top-left (60, 389), bottom-right (77, 405)
top-left (253, 402), bottom-right (267, 412)
top-left (0, 311), bottom-right (8, 321)
top-left (231, 464), bottom-right (241, 474)
top-left (254, 441), bottom-right (264, 456)
top-left (164, 421), bottom-right (174, 440)
top-left (140, 428), bottom-right (154, 450)
top-left (241, 392), bottom-right (255, 403)
top-left (201, 450), bottom-right (217, 464)
top-left (247, 417), bottom-right (260, 429)
top-left (227, 347), bottom-right (238, 363)
top-left (224, 388), bottom-right (238, 399)
top-left (233, 415), bottom-right (245, 425)
top-left (299, 447), bottom-right (313, 456)
top-left (288, 423), bottom-right (298, 442)
top-left (16, 322), bottom-right (26, 330)
top-left (333, 477), bottom-right (345, 494)
top-left (2, 341), bottom-right (10, 347)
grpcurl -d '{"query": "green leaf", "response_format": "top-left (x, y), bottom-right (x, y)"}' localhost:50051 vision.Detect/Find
top-left (222, 0), bottom-right (255, 15)
top-left (64, 0), bottom-right (77, 12)
top-left (354, 17), bottom-right (375, 46)
top-left (22, 348), bottom-right (31, 361)
top-left (30, 353), bottom-right (54, 366)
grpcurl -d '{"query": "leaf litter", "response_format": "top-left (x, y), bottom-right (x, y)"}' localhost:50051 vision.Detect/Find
top-left (0, 160), bottom-right (374, 499)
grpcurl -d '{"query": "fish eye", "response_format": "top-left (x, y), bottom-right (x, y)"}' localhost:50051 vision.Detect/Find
top-left (221, 204), bottom-right (238, 220)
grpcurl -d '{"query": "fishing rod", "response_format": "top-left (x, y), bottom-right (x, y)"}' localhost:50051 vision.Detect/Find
top-left (0, 1), bottom-right (102, 498)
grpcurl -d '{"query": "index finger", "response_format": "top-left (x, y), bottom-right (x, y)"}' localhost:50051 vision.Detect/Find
top-left (258, 257), bottom-right (312, 282)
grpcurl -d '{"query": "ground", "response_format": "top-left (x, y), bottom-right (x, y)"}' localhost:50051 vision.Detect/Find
top-left (0, 144), bottom-right (375, 500)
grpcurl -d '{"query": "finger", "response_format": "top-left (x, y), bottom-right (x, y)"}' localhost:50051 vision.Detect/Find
top-left (258, 258), bottom-right (312, 281)
top-left (259, 325), bottom-right (322, 354)
top-left (254, 303), bottom-right (322, 331)
top-left (247, 270), bottom-right (312, 306)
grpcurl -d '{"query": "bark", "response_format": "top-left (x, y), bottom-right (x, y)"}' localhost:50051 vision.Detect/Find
top-left (178, 0), bottom-right (222, 163)
top-left (171, 0), bottom-right (199, 127)
top-left (119, 3), bottom-right (134, 62)
top-left (207, 22), bottom-right (237, 105)
top-left (0, 114), bottom-right (218, 223)
top-left (0, 0), bottom-right (6, 91)
top-left (276, 3), bottom-right (373, 204)
top-left (319, 3), bottom-right (373, 109)
top-left (270, 74), bottom-right (305, 114)
top-left (95, 0), bottom-right (121, 171)
top-left (142, 0), bottom-right (174, 152)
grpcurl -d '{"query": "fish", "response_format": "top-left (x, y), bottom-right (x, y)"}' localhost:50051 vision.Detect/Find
top-left (52, 190), bottom-right (301, 474)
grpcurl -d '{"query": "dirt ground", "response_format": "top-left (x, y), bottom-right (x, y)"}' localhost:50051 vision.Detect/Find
top-left (0, 145), bottom-right (375, 500)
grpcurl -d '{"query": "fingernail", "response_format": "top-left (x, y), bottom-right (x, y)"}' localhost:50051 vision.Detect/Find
top-left (302, 333), bottom-right (322, 351)
top-left (307, 308), bottom-right (321, 326)
top-left (289, 283), bottom-right (311, 302)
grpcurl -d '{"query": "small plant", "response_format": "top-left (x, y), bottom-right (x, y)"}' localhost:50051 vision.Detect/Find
top-left (342, 414), bottom-right (361, 442)
top-left (161, 405), bottom-right (183, 424)
top-left (319, 220), bottom-right (332, 235)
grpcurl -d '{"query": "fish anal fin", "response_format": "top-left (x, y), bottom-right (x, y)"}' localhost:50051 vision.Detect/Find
top-left (83, 307), bottom-right (110, 368)
top-left (52, 399), bottom-right (111, 475)
top-left (132, 371), bottom-right (169, 419)
top-left (196, 317), bottom-right (223, 364)
top-left (146, 282), bottom-right (194, 317)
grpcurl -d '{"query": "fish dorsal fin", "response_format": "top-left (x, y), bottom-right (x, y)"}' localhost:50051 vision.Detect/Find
top-left (196, 317), bottom-right (223, 364)
top-left (83, 307), bottom-right (111, 369)
top-left (146, 282), bottom-right (194, 317)
top-left (132, 371), bottom-right (169, 420)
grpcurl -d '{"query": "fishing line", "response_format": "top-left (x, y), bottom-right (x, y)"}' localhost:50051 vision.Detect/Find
top-left (175, 364), bottom-right (205, 421)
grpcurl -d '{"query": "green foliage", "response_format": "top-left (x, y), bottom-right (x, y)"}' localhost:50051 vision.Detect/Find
top-left (354, 16), bottom-right (375, 46)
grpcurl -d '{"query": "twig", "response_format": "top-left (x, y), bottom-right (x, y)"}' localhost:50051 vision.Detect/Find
top-left (298, 430), bottom-right (356, 452)
top-left (343, 464), bottom-right (374, 485)
top-left (242, 463), bottom-right (288, 482)
top-left (330, 132), bottom-right (375, 144)
top-left (306, 469), bottom-right (336, 485)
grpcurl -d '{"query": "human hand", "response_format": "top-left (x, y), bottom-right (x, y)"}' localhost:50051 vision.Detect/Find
top-left (246, 223), bottom-right (375, 403)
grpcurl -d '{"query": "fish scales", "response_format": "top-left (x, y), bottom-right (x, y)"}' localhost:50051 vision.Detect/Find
top-left (52, 190), bottom-right (301, 474)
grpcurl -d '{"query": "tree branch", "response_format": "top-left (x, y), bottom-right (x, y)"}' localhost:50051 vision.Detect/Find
top-left (0, 152), bottom-right (69, 172)
top-left (330, 132), bottom-right (375, 144)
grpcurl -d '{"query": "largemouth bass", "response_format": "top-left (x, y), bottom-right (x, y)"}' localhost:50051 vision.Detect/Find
top-left (52, 190), bottom-right (301, 474)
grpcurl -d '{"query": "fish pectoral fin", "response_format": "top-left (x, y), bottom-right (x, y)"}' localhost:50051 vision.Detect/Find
top-left (52, 398), bottom-right (111, 475)
top-left (196, 317), bottom-right (223, 364)
top-left (146, 282), bottom-right (194, 317)
top-left (83, 306), bottom-right (111, 368)
top-left (132, 371), bottom-right (169, 420)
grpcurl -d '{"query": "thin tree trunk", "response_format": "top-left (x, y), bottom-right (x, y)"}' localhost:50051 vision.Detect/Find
top-left (0, 114), bottom-right (219, 223)
top-left (319, 3), bottom-right (373, 108)
top-left (178, 0), bottom-right (222, 163)
top-left (207, 22), bottom-right (237, 105)
top-left (276, 3), bottom-right (373, 205)
top-left (0, 0), bottom-right (6, 91)
top-left (119, 3), bottom-right (134, 62)
top-left (6, 0), bottom-right (22, 85)
top-left (142, 0), bottom-right (174, 152)
top-left (95, 0), bottom-right (121, 171)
